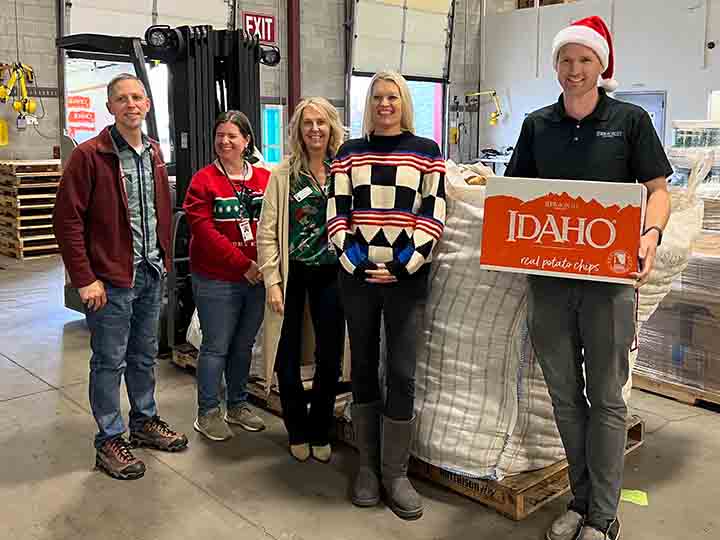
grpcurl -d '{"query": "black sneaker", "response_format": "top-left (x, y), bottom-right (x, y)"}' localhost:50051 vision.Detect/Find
top-left (96, 437), bottom-right (146, 480)
top-left (130, 416), bottom-right (189, 452)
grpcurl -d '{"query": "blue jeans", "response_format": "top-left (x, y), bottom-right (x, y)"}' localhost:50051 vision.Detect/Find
top-left (85, 262), bottom-right (162, 449)
top-left (192, 273), bottom-right (265, 416)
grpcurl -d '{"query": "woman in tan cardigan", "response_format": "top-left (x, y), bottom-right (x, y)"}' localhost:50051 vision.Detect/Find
top-left (257, 97), bottom-right (346, 462)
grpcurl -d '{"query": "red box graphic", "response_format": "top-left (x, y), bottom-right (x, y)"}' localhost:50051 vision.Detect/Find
top-left (480, 176), bottom-right (647, 284)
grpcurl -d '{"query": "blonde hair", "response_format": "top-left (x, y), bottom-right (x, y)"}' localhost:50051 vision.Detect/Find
top-left (284, 97), bottom-right (345, 180)
top-left (361, 71), bottom-right (415, 137)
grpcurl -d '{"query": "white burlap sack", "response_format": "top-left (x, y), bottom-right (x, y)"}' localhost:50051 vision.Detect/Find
top-left (637, 153), bottom-right (707, 323)
top-left (413, 172), bottom-right (565, 479)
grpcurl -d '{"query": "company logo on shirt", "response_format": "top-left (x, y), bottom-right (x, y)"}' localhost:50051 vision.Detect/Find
top-left (596, 130), bottom-right (623, 139)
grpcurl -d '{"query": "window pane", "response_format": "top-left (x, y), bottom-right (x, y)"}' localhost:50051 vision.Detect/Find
top-left (262, 105), bottom-right (283, 165)
top-left (265, 146), bottom-right (282, 164)
top-left (349, 75), bottom-right (444, 147)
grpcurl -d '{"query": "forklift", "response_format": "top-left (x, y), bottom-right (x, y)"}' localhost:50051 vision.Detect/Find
top-left (57, 24), bottom-right (280, 352)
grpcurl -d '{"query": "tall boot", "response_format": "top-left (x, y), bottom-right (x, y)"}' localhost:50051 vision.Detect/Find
top-left (381, 415), bottom-right (423, 520)
top-left (351, 401), bottom-right (382, 507)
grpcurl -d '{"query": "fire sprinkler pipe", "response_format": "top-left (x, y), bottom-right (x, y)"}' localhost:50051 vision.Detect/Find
top-left (287, 0), bottom-right (301, 115)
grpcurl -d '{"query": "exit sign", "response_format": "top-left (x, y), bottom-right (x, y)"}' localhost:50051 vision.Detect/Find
top-left (243, 12), bottom-right (276, 44)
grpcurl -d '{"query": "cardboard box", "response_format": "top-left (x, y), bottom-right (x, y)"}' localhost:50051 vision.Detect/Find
top-left (480, 176), bottom-right (647, 284)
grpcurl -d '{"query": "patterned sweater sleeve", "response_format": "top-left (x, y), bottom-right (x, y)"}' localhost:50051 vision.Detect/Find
top-left (387, 142), bottom-right (447, 278)
top-left (327, 144), bottom-right (374, 277)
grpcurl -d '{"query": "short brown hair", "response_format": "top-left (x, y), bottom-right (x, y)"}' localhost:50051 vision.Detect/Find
top-left (106, 73), bottom-right (147, 100)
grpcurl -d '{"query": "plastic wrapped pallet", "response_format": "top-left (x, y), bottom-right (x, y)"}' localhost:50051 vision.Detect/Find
top-left (636, 231), bottom-right (720, 394)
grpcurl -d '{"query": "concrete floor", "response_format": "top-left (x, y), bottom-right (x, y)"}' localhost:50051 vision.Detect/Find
top-left (0, 256), bottom-right (718, 540)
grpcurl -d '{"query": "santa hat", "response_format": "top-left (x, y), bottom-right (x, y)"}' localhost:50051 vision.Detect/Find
top-left (551, 16), bottom-right (618, 92)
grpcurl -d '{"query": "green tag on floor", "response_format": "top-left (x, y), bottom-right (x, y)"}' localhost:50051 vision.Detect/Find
top-left (621, 489), bottom-right (649, 506)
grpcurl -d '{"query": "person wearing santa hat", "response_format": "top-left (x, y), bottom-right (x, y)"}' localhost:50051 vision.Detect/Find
top-left (505, 16), bottom-right (672, 540)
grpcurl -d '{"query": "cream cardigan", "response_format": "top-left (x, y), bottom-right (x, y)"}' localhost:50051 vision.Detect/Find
top-left (256, 163), bottom-right (292, 389)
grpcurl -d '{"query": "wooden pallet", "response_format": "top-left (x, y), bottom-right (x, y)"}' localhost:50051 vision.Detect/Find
top-left (0, 159), bottom-right (62, 176)
top-left (172, 342), bottom-right (351, 416)
top-left (633, 372), bottom-right (720, 407)
top-left (0, 234), bottom-right (59, 260)
top-left (336, 415), bottom-right (645, 521)
top-left (0, 220), bottom-right (55, 242)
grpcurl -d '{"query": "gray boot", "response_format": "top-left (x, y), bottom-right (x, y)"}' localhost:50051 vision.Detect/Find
top-left (381, 416), bottom-right (423, 520)
top-left (351, 401), bottom-right (382, 507)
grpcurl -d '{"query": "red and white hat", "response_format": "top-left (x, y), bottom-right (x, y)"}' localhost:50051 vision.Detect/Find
top-left (551, 16), bottom-right (618, 92)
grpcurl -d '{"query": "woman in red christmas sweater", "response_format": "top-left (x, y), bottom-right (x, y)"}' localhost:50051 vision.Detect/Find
top-left (184, 111), bottom-right (270, 441)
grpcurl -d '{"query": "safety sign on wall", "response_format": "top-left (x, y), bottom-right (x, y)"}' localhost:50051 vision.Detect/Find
top-left (243, 12), bottom-right (277, 44)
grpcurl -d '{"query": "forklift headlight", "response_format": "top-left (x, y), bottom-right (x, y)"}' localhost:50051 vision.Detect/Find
top-left (260, 45), bottom-right (281, 67)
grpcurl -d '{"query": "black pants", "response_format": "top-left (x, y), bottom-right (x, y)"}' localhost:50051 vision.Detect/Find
top-left (339, 268), bottom-right (428, 421)
top-left (275, 262), bottom-right (345, 445)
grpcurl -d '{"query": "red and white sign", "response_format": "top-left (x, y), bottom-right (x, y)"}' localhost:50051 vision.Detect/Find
top-left (480, 177), bottom-right (647, 284)
top-left (68, 110), bottom-right (95, 124)
top-left (243, 12), bottom-right (276, 44)
top-left (67, 95), bottom-right (91, 109)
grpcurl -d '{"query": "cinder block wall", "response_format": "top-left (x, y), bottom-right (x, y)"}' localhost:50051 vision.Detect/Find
top-left (0, 0), bottom-right (60, 160)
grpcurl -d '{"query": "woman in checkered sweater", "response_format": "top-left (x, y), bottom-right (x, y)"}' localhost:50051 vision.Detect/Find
top-left (327, 71), bottom-right (446, 520)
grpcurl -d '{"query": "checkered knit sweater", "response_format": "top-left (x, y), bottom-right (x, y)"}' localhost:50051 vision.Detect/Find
top-left (327, 132), bottom-right (446, 278)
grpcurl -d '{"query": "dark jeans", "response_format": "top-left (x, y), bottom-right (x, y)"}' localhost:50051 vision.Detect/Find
top-left (339, 268), bottom-right (428, 421)
top-left (85, 262), bottom-right (162, 449)
top-left (275, 262), bottom-right (344, 445)
top-left (192, 273), bottom-right (265, 416)
top-left (527, 275), bottom-right (636, 530)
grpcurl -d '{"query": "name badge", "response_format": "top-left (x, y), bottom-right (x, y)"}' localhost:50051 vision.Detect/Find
top-left (293, 186), bottom-right (313, 202)
top-left (239, 219), bottom-right (254, 243)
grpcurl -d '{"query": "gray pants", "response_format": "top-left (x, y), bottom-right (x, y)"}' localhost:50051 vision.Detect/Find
top-left (527, 276), bottom-right (636, 530)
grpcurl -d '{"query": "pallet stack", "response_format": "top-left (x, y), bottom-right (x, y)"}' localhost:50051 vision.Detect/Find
top-left (0, 159), bottom-right (62, 260)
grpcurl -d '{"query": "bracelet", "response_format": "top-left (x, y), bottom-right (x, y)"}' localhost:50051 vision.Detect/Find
top-left (643, 225), bottom-right (663, 246)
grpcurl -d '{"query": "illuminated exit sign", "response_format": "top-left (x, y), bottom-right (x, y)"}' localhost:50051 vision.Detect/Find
top-left (243, 12), bottom-right (277, 44)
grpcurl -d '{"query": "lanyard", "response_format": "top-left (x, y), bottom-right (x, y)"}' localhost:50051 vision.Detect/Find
top-left (216, 158), bottom-right (253, 210)
top-left (216, 158), bottom-right (254, 242)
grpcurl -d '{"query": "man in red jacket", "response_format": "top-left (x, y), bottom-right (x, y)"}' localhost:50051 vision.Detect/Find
top-left (54, 73), bottom-right (188, 480)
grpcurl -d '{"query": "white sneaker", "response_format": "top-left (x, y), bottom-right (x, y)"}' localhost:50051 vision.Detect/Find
top-left (547, 510), bottom-right (585, 540)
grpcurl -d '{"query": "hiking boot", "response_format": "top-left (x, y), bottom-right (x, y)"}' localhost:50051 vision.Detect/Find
top-left (547, 510), bottom-right (585, 540)
top-left (311, 444), bottom-right (332, 463)
top-left (290, 443), bottom-right (311, 462)
top-left (351, 401), bottom-right (382, 508)
top-left (96, 436), bottom-right (146, 480)
top-left (381, 415), bottom-right (423, 520)
top-left (579, 518), bottom-right (621, 540)
top-left (130, 416), bottom-right (189, 452)
top-left (194, 408), bottom-right (233, 441)
top-left (225, 404), bottom-right (266, 432)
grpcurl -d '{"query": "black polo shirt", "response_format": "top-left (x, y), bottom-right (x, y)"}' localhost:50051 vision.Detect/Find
top-left (505, 89), bottom-right (673, 183)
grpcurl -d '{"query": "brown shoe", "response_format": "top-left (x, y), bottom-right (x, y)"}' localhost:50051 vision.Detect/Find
top-left (96, 437), bottom-right (146, 480)
top-left (130, 416), bottom-right (189, 452)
